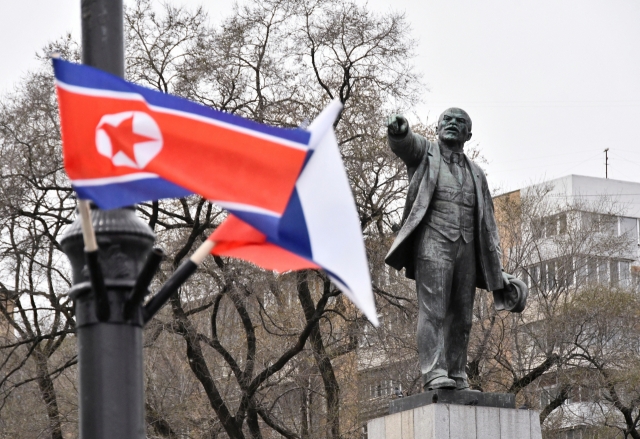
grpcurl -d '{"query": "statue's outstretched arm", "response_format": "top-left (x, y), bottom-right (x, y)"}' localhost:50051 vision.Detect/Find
top-left (387, 114), bottom-right (425, 167)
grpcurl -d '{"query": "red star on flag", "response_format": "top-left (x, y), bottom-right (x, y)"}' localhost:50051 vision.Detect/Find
top-left (101, 116), bottom-right (156, 162)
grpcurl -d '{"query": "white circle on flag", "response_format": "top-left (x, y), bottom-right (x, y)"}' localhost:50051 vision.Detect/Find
top-left (95, 111), bottom-right (163, 169)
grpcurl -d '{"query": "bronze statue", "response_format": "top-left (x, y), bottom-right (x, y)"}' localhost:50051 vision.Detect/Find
top-left (385, 108), bottom-right (526, 391)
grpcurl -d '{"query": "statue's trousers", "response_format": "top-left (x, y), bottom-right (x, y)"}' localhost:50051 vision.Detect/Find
top-left (414, 225), bottom-right (476, 385)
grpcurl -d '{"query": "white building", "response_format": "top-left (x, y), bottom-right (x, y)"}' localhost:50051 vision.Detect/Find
top-left (498, 175), bottom-right (640, 439)
top-left (511, 174), bottom-right (640, 291)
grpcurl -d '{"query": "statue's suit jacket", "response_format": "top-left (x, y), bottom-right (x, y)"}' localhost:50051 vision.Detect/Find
top-left (385, 128), bottom-right (504, 291)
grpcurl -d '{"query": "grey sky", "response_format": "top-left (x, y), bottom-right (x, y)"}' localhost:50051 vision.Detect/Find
top-left (2, 0), bottom-right (639, 193)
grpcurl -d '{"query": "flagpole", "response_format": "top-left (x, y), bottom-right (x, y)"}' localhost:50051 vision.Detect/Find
top-left (191, 239), bottom-right (216, 264)
top-left (76, 199), bottom-right (111, 321)
top-left (77, 200), bottom-right (98, 252)
top-left (142, 240), bottom-right (215, 322)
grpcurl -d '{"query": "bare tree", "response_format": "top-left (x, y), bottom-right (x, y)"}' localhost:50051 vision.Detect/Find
top-left (0, 1), bottom-right (421, 438)
top-left (0, 38), bottom-right (80, 439)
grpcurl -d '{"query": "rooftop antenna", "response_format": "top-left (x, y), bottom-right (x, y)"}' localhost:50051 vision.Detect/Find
top-left (604, 148), bottom-right (609, 179)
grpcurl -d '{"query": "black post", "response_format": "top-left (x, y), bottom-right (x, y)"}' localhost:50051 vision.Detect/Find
top-left (81, 0), bottom-right (124, 77)
top-left (62, 207), bottom-right (154, 439)
top-left (61, 3), bottom-right (151, 438)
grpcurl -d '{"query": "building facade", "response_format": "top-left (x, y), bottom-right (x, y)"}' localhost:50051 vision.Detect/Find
top-left (495, 175), bottom-right (640, 439)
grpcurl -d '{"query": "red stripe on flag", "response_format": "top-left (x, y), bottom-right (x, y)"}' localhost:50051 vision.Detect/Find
top-left (210, 215), bottom-right (319, 272)
top-left (57, 88), bottom-right (306, 214)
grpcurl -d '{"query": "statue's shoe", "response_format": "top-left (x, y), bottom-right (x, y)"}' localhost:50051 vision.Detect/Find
top-left (454, 378), bottom-right (482, 393)
top-left (425, 377), bottom-right (456, 390)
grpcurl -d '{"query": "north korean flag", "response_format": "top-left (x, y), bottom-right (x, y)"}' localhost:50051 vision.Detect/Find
top-left (53, 59), bottom-right (310, 226)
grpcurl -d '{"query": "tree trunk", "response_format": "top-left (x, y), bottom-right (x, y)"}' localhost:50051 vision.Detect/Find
top-left (300, 381), bottom-right (310, 439)
top-left (297, 273), bottom-right (340, 439)
top-left (34, 350), bottom-right (63, 439)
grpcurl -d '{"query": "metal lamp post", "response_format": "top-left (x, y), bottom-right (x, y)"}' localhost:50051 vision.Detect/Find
top-left (61, 206), bottom-right (160, 439)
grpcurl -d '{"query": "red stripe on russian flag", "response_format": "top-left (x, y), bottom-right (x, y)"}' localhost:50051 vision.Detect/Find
top-left (209, 215), bottom-right (319, 272)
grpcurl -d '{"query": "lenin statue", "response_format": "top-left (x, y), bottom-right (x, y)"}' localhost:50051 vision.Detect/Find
top-left (385, 108), bottom-right (525, 391)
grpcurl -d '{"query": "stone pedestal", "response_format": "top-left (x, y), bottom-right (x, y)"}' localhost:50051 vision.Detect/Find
top-left (367, 403), bottom-right (542, 439)
top-left (390, 389), bottom-right (515, 413)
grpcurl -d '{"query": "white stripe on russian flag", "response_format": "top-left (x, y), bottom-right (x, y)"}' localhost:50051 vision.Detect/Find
top-left (299, 100), bottom-right (378, 326)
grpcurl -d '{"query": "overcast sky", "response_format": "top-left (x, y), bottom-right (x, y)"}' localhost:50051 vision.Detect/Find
top-left (2, 0), bottom-right (639, 193)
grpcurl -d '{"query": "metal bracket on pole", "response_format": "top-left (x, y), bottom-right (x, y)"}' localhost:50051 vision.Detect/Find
top-left (142, 240), bottom-right (214, 323)
top-left (124, 247), bottom-right (164, 321)
top-left (142, 259), bottom-right (198, 323)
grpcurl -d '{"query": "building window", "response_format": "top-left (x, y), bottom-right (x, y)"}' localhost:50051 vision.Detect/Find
top-left (532, 218), bottom-right (544, 240)
top-left (555, 257), bottom-right (574, 288)
top-left (620, 217), bottom-right (638, 241)
top-left (575, 257), bottom-right (587, 285)
top-left (581, 212), bottom-right (618, 235)
top-left (547, 262), bottom-right (556, 290)
top-left (558, 213), bottom-right (567, 234)
top-left (545, 217), bottom-right (557, 237)
top-left (588, 259), bottom-right (597, 284)
top-left (531, 265), bottom-right (540, 288)
top-left (602, 214), bottom-right (618, 235)
top-left (581, 211), bottom-right (596, 231)
top-left (540, 386), bottom-right (558, 407)
top-left (621, 261), bottom-right (631, 286)
top-left (598, 259), bottom-right (609, 284)
top-left (557, 264), bottom-right (567, 288)
top-left (565, 429), bottom-right (585, 439)
top-left (610, 260), bottom-right (619, 287)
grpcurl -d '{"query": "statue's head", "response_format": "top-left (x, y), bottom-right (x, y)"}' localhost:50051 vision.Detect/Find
top-left (436, 108), bottom-right (472, 146)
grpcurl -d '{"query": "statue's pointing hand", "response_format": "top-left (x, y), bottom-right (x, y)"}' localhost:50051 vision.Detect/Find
top-left (387, 114), bottom-right (408, 137)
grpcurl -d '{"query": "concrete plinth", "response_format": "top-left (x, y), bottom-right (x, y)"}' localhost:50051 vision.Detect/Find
top-left (390, 390), bottom-right (515, 413)
top-left (367, 404), bottom-right (542, 439)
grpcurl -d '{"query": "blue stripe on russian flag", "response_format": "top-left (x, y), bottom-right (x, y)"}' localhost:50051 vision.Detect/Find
top-left (73, 177), bottom-right (193, 209)
top-left (228, 189), bottom-right (314, 262)
top-left (52, 58), bottom-right (310, 146)
top-left (226, 209), bottom-right (281, 241)
top-left (269, 189), bottom-right (314, 260)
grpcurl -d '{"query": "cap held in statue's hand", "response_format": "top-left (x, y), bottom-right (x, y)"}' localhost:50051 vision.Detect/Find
top-left (492, 277), bottom-right (528, 313)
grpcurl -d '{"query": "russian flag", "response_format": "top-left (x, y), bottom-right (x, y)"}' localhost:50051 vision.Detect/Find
top-left (210, 101), bottom-right (378, 325)
top-left (53, 58), bottom-right (309, 223)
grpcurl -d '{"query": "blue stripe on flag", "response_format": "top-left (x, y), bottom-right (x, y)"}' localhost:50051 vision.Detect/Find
top-left (52, 58), bottom-right (311, 146)
top-left (324, 269), bottom-right (350, 293)
top-left (73, 177), bottom-right (193, 210)
top-left (268, 188), bottom-right (313, 260)
top-left (226, 209), bottom-right (281, 241)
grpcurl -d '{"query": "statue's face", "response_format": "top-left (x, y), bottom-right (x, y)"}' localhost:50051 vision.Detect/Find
top-left (437, 108), bottom-right (472, 145)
